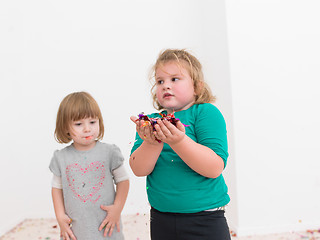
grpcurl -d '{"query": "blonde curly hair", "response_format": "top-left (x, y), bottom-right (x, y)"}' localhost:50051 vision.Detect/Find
top-left (150, 49), bottom-right (216, 111)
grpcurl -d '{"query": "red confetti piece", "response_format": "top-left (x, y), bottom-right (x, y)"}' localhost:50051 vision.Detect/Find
top-left (230, 230), bottom-right (237, 237)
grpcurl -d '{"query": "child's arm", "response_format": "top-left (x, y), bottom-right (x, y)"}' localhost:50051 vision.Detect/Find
top-left (154, 119), bottom-right (224, 178)
top-left (129, 116), bottom-right (164, 176)
top-left (52, 188), bottom-right (76, 240)
top-left (99, 179), bottom-right (129, 237)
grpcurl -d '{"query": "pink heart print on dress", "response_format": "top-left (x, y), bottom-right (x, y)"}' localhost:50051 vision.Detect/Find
top-left (66, 161), bottom-right (106, 203)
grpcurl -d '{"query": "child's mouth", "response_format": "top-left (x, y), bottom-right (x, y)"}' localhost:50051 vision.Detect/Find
top-left (163, 93), bottom-right (173, 98)
top-left (85, 136), bottom-right (93, 140)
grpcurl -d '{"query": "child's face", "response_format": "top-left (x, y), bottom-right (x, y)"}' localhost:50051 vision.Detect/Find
top-left (155, 61), bottom-right (196, 113)
top-left (68, 117), bottom-right (100, 151)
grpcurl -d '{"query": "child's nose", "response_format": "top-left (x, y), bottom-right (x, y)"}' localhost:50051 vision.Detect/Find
top-left (163, 81), bottom-right (171, 89)
top-left (84, 123), bottom-right (91, 131)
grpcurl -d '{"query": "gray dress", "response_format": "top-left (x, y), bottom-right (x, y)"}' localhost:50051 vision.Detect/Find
top-left (49, 141), bottom-right (125, 240)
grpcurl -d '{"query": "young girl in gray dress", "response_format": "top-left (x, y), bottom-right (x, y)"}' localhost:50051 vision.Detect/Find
top-left (50, 92), bottom-right (129, 240)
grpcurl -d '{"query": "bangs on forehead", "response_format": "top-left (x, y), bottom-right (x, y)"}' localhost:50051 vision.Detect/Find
top-left (155, 50), bottom-right (193, 77)
top-left (156, 59), bottom-right (192, 78)
top-left (55, 91), bottom-right (105, 144)
top-left (68, 98), bottom-right (100, 121)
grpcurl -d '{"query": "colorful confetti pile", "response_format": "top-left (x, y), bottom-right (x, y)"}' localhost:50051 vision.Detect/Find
top-left (136, 112), bottom-right (189, 143)
top-left (137, 112), bottom-right (189, 130)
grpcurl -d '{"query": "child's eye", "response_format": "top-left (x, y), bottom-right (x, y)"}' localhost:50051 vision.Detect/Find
top-left (90, 121), bottom-right (96, 124)
top-left (172, 77), bottom-right (179, 82)
top-left (74, 123), bottom-right (81, 126)
top-left (157, 80), bottom-right (164, 85)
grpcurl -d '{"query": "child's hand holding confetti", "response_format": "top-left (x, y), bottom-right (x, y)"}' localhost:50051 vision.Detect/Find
top-left (131, 112), bottom-right (189, 143)
top-left (130, 114), bottom-right (162, 145)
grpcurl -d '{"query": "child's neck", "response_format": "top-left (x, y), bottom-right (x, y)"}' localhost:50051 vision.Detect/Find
top-left (165, 102), bottom-right (195, 114)
top-left (73, 141), bottom-right (97, 151)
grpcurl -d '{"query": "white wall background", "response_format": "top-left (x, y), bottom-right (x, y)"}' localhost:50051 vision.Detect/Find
top-left (225, 0), bottom-right (320, 236)
top-left (1, 0), bottom-right (320, 237)
top-left (0, 0), bottom-right (234, 235)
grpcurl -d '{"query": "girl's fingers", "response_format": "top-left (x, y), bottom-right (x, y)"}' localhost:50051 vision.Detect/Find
top-left (147, 124), bottom-right (154, 136)
top-left (108, 223), bottom-right (115, 236)
top-left (140, 123), bottom-right (155, 140)
top-left (161, 119), bottom-right (185, 135)
top-left (156, 120), bottom-right (171, 137)
top-left (130, 117), bottom-right (145, 133)
top-left (99, 218), bottom-right (109, 231)
top-left (69, 231), bottom-right (77, 240)
top-left (99, 218), bottom-right (108, 231)
top-left (137, 120), bottom-right (148, 134)
top-left (130, 116), bottom-right (138, 123)
top-left (103, 222), bottom-right (113, 237)
top-left (162, 119), bottom-right (175, 134)
top-left (175, 120), bottom-right (185, 132)
top-left (64, 232), bottom-right (70, 240)
top-left (135, 120), bottom-right (142, 132)
top-left (98, 223), bottom-right (104, 231)
top-left (154, 125), bottom-right (166, 140)
top-left (116, 221), bottom-right (121, 232)
top-left (140, 123), bottom-right (148, 138)
top-left (132, 118), bottom-right (159, 143)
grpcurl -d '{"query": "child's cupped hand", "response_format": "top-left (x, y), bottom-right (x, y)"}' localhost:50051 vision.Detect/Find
top-left (153, 118), bottom-right (185, 145)
top-left (57, 214), bottom-right (76, 240)
top-left (130, 116), bottom-right (162, 145)
top-left (99, 204), bottom-right (121, 237)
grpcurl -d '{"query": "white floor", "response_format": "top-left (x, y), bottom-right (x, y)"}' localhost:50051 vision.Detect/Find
top-left (0, 215), bottom-right (319, 240)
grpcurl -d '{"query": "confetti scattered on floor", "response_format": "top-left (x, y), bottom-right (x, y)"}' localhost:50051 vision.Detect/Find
top-left (232, 228), bottom-right (320, 240)
top-left (0, 218), bottom-right (60, 240)
top-left (0, 214), bottom-right (319, 240)
top-left (0, 214), bottom-right (150, 240)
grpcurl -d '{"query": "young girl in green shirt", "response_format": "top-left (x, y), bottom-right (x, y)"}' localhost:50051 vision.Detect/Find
top-left (130, 49), bottom-right (231, 240)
